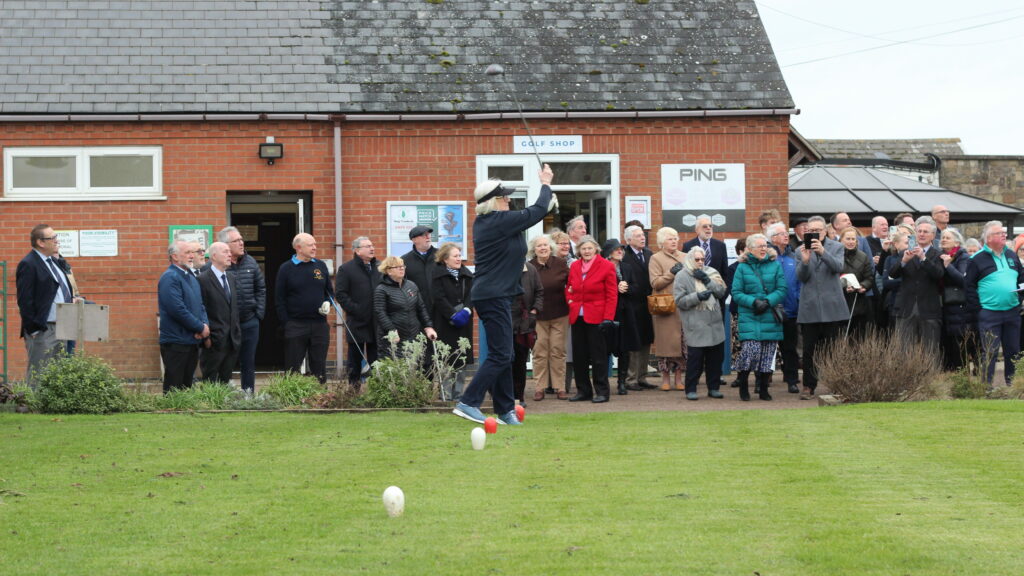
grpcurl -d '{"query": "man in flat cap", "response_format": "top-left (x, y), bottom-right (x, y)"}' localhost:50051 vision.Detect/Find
top-left (402, 225), bottom-right (439, 308)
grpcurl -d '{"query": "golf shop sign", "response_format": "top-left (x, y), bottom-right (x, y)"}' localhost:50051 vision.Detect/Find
top-left (661, 163), bottom-right (746, 233)
top-left (513, 135), bottom-right (583, 154)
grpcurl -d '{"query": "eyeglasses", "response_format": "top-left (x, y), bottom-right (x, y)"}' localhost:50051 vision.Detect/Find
top-left (934, 210), bottom-right (950, 214)
top-left (40, 236), bottom-right (58, 241)
top-left (806, 228), bottom-right (824, 234)
top-left (387, 265), bottom-right (406, 270)
top-left (557, 242), bottom-right (570, 246)
top-left (228, 238), bottom-right (244, 244)
top-left (693, 257), bottom-right (704, 262)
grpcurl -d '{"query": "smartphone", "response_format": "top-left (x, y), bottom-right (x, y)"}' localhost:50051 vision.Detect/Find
top-left (804, 232), bottom-right (819, 250)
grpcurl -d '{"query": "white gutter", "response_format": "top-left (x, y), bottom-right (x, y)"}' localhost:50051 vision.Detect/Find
top-left (333, 121), bottom-right (344, 377)
top-left (0, 109), bottom-right (799, 123)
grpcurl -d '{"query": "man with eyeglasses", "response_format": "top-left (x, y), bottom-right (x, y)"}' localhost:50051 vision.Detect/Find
top-left (889, 217), bottom-right (944, 349)
top-left (335, 236), bottom-right (382, 391)
top-left (930, 205), bottom-right (956, 250)
top-left (795, 215), bottom-right (848, 399)
top-left (17, 224), bottom-right (84, 386)
top-left (966, 221), bottom-right (1024, 387)
top-left (768, 222), bottom-right (802, 393)
top-left (217, 226), bottom-right (266, 393)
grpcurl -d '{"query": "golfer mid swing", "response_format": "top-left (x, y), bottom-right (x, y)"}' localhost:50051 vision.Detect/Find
top-left (453, 164), bottom-right (557, 425)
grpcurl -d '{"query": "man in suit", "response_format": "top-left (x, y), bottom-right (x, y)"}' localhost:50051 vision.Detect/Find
top-left (864, 215), bottom-right (890, 327)
top-left (16, 224), bottom-right (82, 386)
top-left (683, 216), bottom-right (728, 278)
top-left (188, 241), bottom-right (205, 278)
top-left (620, 224), bottom-right (656, 390)
top-left (198, 242), bottom-right (241, 385)
top-left (335, 235), bottom-right (382, 391)
top-left (219, 226), bottom-right (266, 393)
top-left (888, 218), bottom-right (944, 349)
top-left (158, 240), bottom-right (209, 392)
top-left (566, 216), bottom-right (587, 262)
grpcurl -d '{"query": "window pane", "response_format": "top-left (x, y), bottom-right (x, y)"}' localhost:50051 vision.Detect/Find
top-left (90, 155), bottom-right (154, 187)
top-left (487, 166), bottom-right (524, 181)
top-left (547, 162), bottom-right (611, 185)
top-left (13, 156), bottom-right (76, 188)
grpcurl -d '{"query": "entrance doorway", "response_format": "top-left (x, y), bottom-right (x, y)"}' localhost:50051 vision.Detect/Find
top-left (227, 192), bottom-right (311, 371)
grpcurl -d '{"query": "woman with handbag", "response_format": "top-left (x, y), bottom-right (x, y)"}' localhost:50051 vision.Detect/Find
top-left (731, 234), bottom-right (787, 401)
top-left (649, 227), bottom-right (688, 391)
top-left (431, 243), bottom-right (474, 400)
top-left (673, 246), bottom-right (728, 400)
top-left (565, 236), bottom-right (618, 403)
top-left (940, 228), bottom-right (976, 371)
top-left (511, 261), bottom-right (543, 406)
top-left (839, 227), bottom-right (874, 340)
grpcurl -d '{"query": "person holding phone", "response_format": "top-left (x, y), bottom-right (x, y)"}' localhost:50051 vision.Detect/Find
top-left (795, 215), bottom-right (848, 399)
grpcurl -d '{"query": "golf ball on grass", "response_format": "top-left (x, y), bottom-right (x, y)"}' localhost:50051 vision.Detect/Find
top-left (382, 486), bottom-right (404, 517)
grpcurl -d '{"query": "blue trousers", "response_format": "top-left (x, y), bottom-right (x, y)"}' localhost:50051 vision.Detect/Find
top-left (238, 317), bottom-right (260, 392)
top-left (459, 297), bottom-right (515, 415)
top-left (977, 307), bottom-right (1021, 385)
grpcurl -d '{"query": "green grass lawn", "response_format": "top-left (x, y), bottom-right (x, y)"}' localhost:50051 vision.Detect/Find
top-left (0, 401), bottom-right (1021, 575)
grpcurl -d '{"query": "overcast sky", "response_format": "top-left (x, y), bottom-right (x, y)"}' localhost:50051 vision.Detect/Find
top-left (757, 0), bottom-right (1024, 155)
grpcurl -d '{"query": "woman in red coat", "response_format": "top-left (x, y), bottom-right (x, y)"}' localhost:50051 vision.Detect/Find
top-left (565, 235), bottom-right (619, 403)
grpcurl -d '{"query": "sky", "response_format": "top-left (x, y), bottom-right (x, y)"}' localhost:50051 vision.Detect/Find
top-left (756, 0), bottom-right (1024, 155)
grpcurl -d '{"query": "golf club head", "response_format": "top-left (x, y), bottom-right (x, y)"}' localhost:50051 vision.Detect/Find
top-left (485, 63), bottom-right (505, 76)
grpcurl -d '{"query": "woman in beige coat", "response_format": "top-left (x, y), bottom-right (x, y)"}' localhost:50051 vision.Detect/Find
top-left (649, 226), bottom-right (688, 391)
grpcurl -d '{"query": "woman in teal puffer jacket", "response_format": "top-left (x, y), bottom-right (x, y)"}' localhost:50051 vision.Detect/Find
top-left (731, 233), bottom-right (788, 401)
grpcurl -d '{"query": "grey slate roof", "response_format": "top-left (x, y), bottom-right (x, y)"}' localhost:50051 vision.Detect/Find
top-left (0, 0), bottom-right (793, 114)
top-left (811, 139), bottom-right (965, 162)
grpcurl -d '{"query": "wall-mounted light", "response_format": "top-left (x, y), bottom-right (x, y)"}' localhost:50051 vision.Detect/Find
top-left (259, 137), bottom-right (284, 165)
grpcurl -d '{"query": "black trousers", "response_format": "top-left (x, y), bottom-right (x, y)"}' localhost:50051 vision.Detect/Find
top-left (512, 339), bottom-right (530, 402)
top-left (800, 321), bottom-right (843, 392)
top-left (571, 320), bottom-right (609, 398)
top-left (284, 319), bottom-right (330, 384)
top-left (201, 342), bottom-right (239, 385)
top-left (161, 342), bottom-right (200, 393)
top-left (346, 337), bottom-right (378, 384)
top-left (781, 317), bottom-right (800, 385)
top-left (685, 343), bottom-right (724, 394)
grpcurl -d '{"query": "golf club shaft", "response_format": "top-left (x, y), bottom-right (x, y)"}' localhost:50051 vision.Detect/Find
top-left (502, 77), bottom-right (545, 169)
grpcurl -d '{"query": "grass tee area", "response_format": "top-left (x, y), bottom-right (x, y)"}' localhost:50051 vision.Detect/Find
top-left (1, 401), bottom-right (1021, 575)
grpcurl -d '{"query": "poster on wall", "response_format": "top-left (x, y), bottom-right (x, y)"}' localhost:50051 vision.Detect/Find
top-left (661, 163), bottom-right (746, 233)
top-left (168, 226), bottom-right (214, 251)
top-left (624, 196), bottom-right (652, 229)
top-left (80, 229), bottom-right (119, 257)
top-left (55, 230), bottom-right (79, 257)
top-left (386, 202), bottom-right (467, 257)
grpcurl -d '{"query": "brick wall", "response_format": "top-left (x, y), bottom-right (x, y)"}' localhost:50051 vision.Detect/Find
top-left (1, 114), bottom-right (790, 381)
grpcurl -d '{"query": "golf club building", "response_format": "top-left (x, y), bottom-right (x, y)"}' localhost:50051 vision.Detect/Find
top-left (0, 1), bottom-right (795, 380)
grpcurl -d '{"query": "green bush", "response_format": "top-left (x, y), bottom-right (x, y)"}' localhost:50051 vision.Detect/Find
top-left (121, 389), bottom-right (159, 412)
top-left (35, 353), bottom-right (126, 414)
top-left (949, 368), bottom-right (989, 399)
top-left (358, 333), bottom-right (435, 409)
top-left (263, 372), bottom-right (326, 407)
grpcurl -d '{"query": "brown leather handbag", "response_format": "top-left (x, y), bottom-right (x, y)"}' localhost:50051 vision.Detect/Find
top-left (646, 293), bottom-right (676, 316)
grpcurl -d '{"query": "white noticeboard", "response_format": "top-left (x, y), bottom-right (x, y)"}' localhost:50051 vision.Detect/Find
top-left (55, 230), bottom-right (79, 257)
top-left (624, 196), bottom-right (652, 229)
top-left (79, 229), bottom-right (118, 257)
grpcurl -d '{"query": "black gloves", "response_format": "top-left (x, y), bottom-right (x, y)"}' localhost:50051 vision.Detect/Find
top-left (599, 320), bottom-right (618, 332)
top-left (692, 268), bottom-right (710, 284)
top-left (669, 263), bottom-right (683, 275)
top-left (753, 299), bottom-right (770, 314)
top-left (697, 290), bottom-right (712, 301)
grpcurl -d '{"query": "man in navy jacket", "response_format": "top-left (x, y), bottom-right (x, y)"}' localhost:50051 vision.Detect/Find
top-left (158, 240), bottom-right (209, 392)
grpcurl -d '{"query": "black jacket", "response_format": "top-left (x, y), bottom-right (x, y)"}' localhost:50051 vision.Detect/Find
top-left (620, 245), bottom-right (654, 344)
top-left (402, 246), bottom-right (438, 308)
top-left (512, 263), bottom-right (543, 335)
top-left (942, 248), bottom-right (974, 336)
top-left (16, 250), bottom-right (62, 337)
top-left (889, 247), bottom-right (944, 320)
top-left (335, 256), bottom-right (382, 344)
top-left (842, 248), bottom-right (875, 318)
top-left (228, 253), bottom-right (266, 323)
top-left (374, 276), bottom-right (432, 353)
top-left (198, 268), bottom-right (242, 350)
top-left (613, 261), bottom-right (641, 354)
top-left (431, 264), bottom-right (474, 363)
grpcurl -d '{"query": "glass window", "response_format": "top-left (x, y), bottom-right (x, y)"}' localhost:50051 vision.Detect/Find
top-left (546, 162), bottom-right (611, 185)
top-left (90, 155), bottom-right (155, 188)
top-left (487, 166), bottom-right (524, 181)
top-left (3, 146), bottom-right (162, 200)
top-left (12, 156), bottom-right (76, 188)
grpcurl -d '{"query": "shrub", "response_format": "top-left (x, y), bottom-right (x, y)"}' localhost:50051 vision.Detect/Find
top-left (948, 368), bottom-right (989, 399)
top-left (122, 389), bottom-right (159, 412)
top-left (263, 372), bottom-right (326, 407)
top-left (358, 332), bottom-right (435, 409)
top-left (224, 390), bottom-right (284, 410)
top-left (817, 325), bottom-right (937, 403)
top-left (35, 352), bottom-right (126, 414)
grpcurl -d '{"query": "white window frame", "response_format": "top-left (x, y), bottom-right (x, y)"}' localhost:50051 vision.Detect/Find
top-left (3, 146), bottom-right (164, 201)
top-left (476, 154), bottom-right (620, 240)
